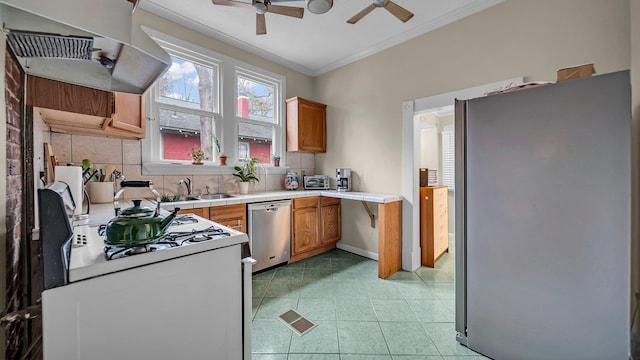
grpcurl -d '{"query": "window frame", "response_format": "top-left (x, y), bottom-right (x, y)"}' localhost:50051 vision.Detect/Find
top-left (141, 30), bottom-right (287, 175)
top-left (235, 67), bottom-right (282, 164)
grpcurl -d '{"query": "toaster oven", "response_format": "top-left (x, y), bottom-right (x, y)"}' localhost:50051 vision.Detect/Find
top-left (304, 175), bottom-right (330, 190)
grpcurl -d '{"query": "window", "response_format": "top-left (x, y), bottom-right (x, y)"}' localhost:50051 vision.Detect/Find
top-left (156, 54), bottom-right (219, 162)
top-left (142, 32), bottom-right (286, 174)
top-left (236, 70), bottom-right (279, 164)
top-left (441, 129), bottom-right (455, 190)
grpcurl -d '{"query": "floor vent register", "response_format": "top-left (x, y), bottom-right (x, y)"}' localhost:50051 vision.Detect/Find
top-left (277, 309), bottom-right (317, 336)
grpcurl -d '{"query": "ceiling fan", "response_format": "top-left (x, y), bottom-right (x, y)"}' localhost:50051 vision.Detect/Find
top-left (211, 0), bottom-right (304, 35)
top-left (347, 0), bottom-right (414, 24)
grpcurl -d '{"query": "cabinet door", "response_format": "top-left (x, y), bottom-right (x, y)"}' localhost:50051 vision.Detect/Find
top-left (109, 92), bottom-right (144, 134)
top-left (286, 97), bottom-right (326, 153)
top-left (209, 204), bottom-right (247, 233)
top-left (215, 218), bottom-right (243, 232)
top-left (292, 207), bottom-right (320, 255)
top-left (297, 101), bottom-right (326, 152)
top-left (321, 204), bottom-right (341, 244)
top-left (27, 75), bottom-right (113, 117)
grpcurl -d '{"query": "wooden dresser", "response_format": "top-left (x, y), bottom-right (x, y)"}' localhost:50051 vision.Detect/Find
top-left (420, 186), bottom-right (449, 267)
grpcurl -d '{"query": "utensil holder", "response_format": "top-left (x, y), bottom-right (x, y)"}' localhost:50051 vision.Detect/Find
top-left (88, 182), bottom-right (114, 204)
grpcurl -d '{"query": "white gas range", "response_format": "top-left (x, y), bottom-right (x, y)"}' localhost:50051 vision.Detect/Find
top-left (42, 213), bottom-right (254, 360)
top-left (68, 214), bottom-right (248, 281)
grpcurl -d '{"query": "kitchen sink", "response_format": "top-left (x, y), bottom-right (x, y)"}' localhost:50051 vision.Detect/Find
top-left (179, 195), bottom-right (202, 201)
top-left (201, 194), bottom-right (234, 200)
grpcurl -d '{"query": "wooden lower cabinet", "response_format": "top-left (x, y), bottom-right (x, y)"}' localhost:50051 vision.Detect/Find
top-left (420, 186), bottom-right (449, 267)
top-left (320, 197), bottom-right (341, 244)
top-left (292, 206), bottom-right (320, 255)
top-left (291, 197), bottom-right (341, 262)
top-left (178, 207), bottom-right (209, 219)
top-left (209, 204), bottom-right (247, 233)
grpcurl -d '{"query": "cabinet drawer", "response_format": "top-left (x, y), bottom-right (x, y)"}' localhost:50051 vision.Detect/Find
top-left (216, 218), bottom-right (243, 231)
top-left (179, 207), bottom-right (209, 218)
top-left (293, 197), bottom-right (320, 209)
top-left (320, 197), bottom-right (341, 206)
top-left (209, 204), bottom-right (246, 220)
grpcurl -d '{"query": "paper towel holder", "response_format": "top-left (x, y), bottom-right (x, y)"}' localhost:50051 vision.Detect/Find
top-left (72, 190), bottom-right (90, 221)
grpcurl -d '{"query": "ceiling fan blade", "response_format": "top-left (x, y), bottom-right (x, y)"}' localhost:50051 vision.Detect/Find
top-left (384, 0), bottom-right (414, 22)
top-left (211, 0), bottom-right (254, 8)
top-left (256, 13), bottom-right (267, 35)
top-left (266, 4), bottom-right (304, 18)
top-left (346, 4), bottom-right (376, 24)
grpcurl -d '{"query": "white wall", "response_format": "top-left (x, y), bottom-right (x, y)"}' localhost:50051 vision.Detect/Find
top-left (314, 0), bottom-right (631, 256)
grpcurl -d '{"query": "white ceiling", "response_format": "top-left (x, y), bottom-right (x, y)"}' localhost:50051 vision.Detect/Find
top-left (140, 0), bottom-right (503, 76)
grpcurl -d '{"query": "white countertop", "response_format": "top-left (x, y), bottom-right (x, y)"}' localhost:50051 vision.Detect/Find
top-left (158, 190), bottom-right (403, 210)
top-left (79, 190), bottom-right (402, 227)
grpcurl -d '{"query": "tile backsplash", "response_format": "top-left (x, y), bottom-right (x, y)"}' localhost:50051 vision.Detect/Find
top-left (40, 129), bottom-right (315, 201)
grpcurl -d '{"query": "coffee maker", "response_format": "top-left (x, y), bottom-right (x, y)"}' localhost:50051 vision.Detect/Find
top-left (336, 168), bottom-right (352, 192)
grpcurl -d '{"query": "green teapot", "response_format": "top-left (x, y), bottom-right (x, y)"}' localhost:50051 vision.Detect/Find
top-left (105, 199), bottom-right (180, 247)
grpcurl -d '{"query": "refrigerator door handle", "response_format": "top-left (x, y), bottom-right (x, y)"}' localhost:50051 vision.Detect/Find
top-left (242, 257), bottom-right (256, 360)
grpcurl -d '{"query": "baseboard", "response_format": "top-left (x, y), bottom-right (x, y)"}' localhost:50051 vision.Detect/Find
top-left (336, 242), bottom-right (378, 261)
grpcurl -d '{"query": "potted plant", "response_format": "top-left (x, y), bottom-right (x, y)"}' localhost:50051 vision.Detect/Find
top-left (215, 136), bottom-right (227, 166)
top-left (233, 157), bottom-right (260, 194)
top-left (271, 153), bottom-right (280, 167)
top-left (189, 148), bottom-right (207, 165)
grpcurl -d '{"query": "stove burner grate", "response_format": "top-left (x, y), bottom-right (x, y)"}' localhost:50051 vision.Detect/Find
top-left (172, 214), bottom-right (199, 225)
top-left (104, 226), bottom-right (232, 260)
top-left (105, 242), bottom-right (177, 260)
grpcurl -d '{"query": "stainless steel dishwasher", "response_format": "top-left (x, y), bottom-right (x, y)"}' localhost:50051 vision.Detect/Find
top-left (247, 200), bottom-right (291, 272)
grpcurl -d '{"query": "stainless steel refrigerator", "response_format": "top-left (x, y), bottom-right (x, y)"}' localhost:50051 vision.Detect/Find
top-left (454, 70), bottom-right (630, 359)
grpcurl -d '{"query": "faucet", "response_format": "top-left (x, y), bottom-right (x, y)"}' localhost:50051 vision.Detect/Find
top-left (179, 178), bottom-right (193, 195)
top-left (205, 185), bottom-right (211, 195)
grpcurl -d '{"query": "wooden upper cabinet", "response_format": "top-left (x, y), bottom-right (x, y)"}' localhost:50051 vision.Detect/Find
top-left (106, 92), bottom-right (145, 135)
top-left (286, 96), bottom-right (326, 153)
top-left (27, 76), bottom-right (113, 117)
top-left (26, 75), bottom-right (145, 139)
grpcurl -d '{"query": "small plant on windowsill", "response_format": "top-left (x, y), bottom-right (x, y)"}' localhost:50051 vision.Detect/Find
top-left (271, 153), bottom-right (280, 167)
top-left (215, 136), bottom-right (227, 166)
top-left (233, 157), bottom-right (260, 194)
top-left (189, 148), bottom-right (207, 165)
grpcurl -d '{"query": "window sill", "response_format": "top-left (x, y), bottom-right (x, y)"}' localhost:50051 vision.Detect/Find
top-left (142, 161), bottom-right (290, 176)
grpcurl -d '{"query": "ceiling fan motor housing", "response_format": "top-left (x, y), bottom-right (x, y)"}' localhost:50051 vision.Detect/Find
top-left (306, 0), bottom-right (333, 14)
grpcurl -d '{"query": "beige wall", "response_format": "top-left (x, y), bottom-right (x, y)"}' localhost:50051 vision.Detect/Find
top-left (315, 0), bottom-right (631, 255)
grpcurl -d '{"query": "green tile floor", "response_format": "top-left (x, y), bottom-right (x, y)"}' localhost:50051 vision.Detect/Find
top-left (251, 241), bottom-right (490, 360)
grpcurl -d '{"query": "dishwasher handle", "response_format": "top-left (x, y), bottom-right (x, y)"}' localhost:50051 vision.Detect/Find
top-left (248, 199), bottom-right (291, 211)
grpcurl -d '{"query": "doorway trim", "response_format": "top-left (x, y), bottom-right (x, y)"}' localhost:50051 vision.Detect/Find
top-left (401, 77), bottom-right (523, 271)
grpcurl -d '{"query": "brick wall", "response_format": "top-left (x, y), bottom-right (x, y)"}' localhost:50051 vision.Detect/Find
top-left (4, 43), bottom-right (27, 359)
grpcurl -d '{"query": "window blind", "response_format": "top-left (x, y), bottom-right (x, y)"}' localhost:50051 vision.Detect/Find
top-left (441, 130), bottom-right (455, 190)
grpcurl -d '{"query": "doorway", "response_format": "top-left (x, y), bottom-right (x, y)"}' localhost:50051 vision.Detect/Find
top-left (400, 77), bottom-right (523, 271)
